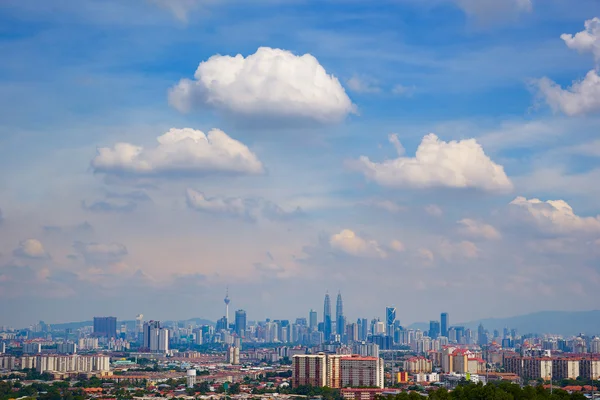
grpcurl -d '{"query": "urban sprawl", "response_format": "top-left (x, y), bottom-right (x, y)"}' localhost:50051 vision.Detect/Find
top-left (1, 292), bottom-right (599, 400)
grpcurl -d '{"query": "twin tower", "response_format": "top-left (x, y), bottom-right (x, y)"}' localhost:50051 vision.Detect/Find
top-left (323, 292), bottom-right (344, 340)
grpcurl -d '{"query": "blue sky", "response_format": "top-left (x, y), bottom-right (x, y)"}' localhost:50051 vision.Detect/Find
top-left (1, 0), bottom-right (600, 329)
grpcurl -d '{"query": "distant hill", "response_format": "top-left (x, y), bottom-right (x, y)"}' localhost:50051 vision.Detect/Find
top-left (408, 310), bottom-right (600, 336)
top-left (50, 317), bottom-right (214, 331)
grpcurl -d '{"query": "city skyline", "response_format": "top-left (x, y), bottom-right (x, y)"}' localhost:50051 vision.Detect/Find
top-left (2, 1), bottom-right (600, 328)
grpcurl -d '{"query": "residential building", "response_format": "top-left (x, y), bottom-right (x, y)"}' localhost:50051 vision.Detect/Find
top-left (22, 342), bottom-right (41, 354)
top-left (21, 356), bottom-right (36, 369)
top-left (292, 353), bottom-right (328, 387)
top-left (340, 355), bottom-right (384, 389)
top-left (404, 356), bottom-right (433, 373)
top-left (0, 355), bottom-right (15, 371)
top-left (57, 342), bottom-right (77, 354)
top-left (227, 346), bottom-right (240, 365)
top-left (553, 359), bottom-right (580, 380)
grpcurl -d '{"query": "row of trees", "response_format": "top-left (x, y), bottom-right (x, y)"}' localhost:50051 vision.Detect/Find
top-left (379, 382), bottom-right (590, 400)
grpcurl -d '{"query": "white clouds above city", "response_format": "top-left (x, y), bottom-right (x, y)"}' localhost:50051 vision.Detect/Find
top-left (0, 0), bottom-right (599, 328)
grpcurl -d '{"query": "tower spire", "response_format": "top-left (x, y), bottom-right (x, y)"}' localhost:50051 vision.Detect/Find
top-left (224, 287), bottom-right (231, 329)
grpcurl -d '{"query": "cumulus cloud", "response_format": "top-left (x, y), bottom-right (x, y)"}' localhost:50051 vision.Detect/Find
top-left (509, 196), bottom-right (600, 235)
top-left (91, 128), bottom-right (263, 177)
top-left (561, 18), bottom-right (600, 63)
top-left (186, 189), bottom-right (302, 222)
top-left (73, 241), bottom-right (128, 264)
top-left (329, 229), bottom-right (386, 258)
top-left (347, 76), bottom-right (381, 94)
top-left (13, 239), bottom-right (49, 259)
top-left (168, 47), bottom-right (355, 125)
top-left (458, 218), bottom-right (501, 240)
top-left (534, 18), bottom-right (600, 116)
top-left (535, 70), bottom-right (600, 117)
top-left (352, 133), bottom-right (512, 192)
top-left (453, 0), bottom-right (532, 21)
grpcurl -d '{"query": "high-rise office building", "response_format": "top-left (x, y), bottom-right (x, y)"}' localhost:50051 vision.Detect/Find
top-left (324, 293), bottom-right (332, 341)
top-left (477, 323), bottom-right (488, 346)
top-left (360, 318), bottom-right (368, 341)
top-left (93, 317), bottom-right (117, 338)
top-left (441, 313), bottom-right (449, 337)
top-left (386, 306), bottom-right (396, 336)
top-left (309, 309), bottom-right (318, 331)
top-left (429, 321), bottom-right (440, 339)
top-left (336, 292), bottom-right (345, 336)
top-left (235, 310), bottom-right (247, 337)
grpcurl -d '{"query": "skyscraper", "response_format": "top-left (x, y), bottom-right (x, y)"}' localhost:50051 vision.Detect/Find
top-left (336, 292), bottom-right (345, 336)
top-left (429, 320), bottom-right (441, 339)
top-left (441, 312), bottom-right (449, 337)
top-left (93, 317), bottom-right (117, 338)
top-left (235, 310), bottom-right (246, 337)
top-left (324, 293), bottom-right (332, 341)
top-left (385, 307), bottom-right (396, 336)
top-left (309, 309), bottom-right (318, 332)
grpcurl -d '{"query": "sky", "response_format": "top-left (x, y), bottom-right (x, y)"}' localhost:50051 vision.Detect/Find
top-left (1, 0), bottom-right (600, 329)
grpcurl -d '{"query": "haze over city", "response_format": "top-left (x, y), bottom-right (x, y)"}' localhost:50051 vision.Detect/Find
top-left (2, 0), bottom-right (600, 330)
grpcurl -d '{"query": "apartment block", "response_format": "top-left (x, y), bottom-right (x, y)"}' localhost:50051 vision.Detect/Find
top-left (340, 356), bottom-right (384, 389)
top-left (292, 353), bottom-right (328, 387)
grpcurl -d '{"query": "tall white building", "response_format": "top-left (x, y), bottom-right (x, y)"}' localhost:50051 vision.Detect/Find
top-left (227, 346), bottom-right (240, 365)
top-left (590, 337), bottom-right (600, 354)
top-left (78, 338), bottom-right (99, 350)
top-left (158, 328), bottom-right (169, 353)
top-left (36, 355), bottom-right (110, 373)
top-left (0, 355), bottom-right (15, 371)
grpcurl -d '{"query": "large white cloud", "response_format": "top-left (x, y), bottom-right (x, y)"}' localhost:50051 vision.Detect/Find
top-left (329, 229), bottom-right (386, 258)
top-left (352, 133), bottom-right (513, 192)
top-left (168, 47), bottom-right (355, 125)
top-left (536, 70), bottom-right (600, 117)
top-left (186, 189), bottom-right (302, 222)
top-left (13, 239), bottom-right (49, 259)
top-left (91, 128), bottom-right (263, 176)
top-left (561, 18), bottom-right (600, 63)
top-left (509, 196), bottom-right (600, 235)
top-left (458, 218), bottom-right (501, 240)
